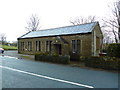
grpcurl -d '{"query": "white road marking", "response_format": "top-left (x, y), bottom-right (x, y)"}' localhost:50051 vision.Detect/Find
top-left (2, 56), bottom-right (18, 59)
top-left (0, 65), bottom-right (94, 88)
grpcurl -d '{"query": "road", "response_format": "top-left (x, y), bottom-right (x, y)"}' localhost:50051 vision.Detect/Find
top-left (0, 53), bottom-right (119, 88)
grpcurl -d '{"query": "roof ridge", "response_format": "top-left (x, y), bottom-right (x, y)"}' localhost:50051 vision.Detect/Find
top-left (36, 22), bottom-right (97, 32)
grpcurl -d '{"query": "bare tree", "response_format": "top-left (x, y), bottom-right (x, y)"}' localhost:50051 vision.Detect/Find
top-left (0, 33), bottom-right (6, 45)
top-left (118, 1), bottom-right (120, 42)
top-left (25, 14), bottom-right (40, 31)
top-left (70, 16), bottom-right (96, 25)
top-left (103, 0), bottom-right (120, 43)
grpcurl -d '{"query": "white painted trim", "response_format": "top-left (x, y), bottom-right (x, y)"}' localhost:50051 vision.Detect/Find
top-left (93, 30), bottom-right (96, 56)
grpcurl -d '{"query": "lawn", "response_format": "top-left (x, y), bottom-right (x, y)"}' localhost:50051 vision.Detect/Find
top-left (1, 45), bottom-right (18, 50)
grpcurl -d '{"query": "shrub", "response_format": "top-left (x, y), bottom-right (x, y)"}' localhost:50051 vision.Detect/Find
top-left (107, 43), bottom-right (120, 58)
top-left (85, 56), bottom-right (120, 70)
top-left (69, 52), bottom-right (80, 61)
top-left (35, 53), bottom-right (70, 64)
top-left (79, 56), bottom-right (87, 62)
top-left (35, 52), bottom-right (49, 56)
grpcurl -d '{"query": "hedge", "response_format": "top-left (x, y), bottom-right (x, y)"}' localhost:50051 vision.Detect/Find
top-left (107, 43), bottom-right (120, 58)
top-left (69, 53), bottom-right (80, 61)
top-left (35, 54), bottom-right (70, 64)
top-left (85, 56), bottom-right (120, 70)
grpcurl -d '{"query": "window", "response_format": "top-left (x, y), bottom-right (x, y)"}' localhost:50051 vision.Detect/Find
top-left (28, 42), bottom-right (30, 51)
top-left (72, 40), bottom-right (81, 53)
top-left (21, 42), bottom-right (25, 51)
top-left (28, 41), bottom-right (32, 51)
top-left (72, 40), bottom-right (76, 53)
top-left (36, 41), bottom-right (38, 51)
top-left (46, 41), bottom-right (52, 52)
top-left (38, 41), bottom-right (41, 51)
top-left (50, 41), bottom-right (52, 52)
top-left (96, 37), bottom-right (100, 50)
top-left (46, 41), bottom-right (49, 52)
top-left (36, 41), bottom-right (41, 51)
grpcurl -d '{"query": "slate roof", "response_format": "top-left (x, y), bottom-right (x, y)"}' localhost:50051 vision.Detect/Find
top-left (19, 22), bottom-right (97, 39)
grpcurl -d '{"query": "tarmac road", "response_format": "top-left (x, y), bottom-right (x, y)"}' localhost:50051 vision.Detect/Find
top-left (0, 54), bottom-right (119, 88)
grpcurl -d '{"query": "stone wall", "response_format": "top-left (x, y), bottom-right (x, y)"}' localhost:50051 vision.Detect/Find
top-left (18, 33), bottom-right (93, 57)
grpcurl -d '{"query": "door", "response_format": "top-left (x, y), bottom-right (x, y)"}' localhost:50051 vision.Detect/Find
top-left (54, 44), bottom-right (62, 55)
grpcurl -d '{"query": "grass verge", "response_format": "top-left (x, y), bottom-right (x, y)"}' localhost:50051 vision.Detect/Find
top-left (1, 45), bottom-right (18, 50)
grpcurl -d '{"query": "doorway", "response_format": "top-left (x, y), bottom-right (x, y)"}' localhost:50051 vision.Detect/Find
top-left (54, 44), bottom-right (62, 55)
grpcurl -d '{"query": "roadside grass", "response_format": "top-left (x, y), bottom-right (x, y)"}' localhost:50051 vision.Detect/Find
top-left (1, 45), bottom-right (18, 50)
top-left (20, 56), bottom-right (32, 59)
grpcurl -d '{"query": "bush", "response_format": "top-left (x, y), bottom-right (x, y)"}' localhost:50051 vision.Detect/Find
top-left (35, 53), bottom-right (70, 64)
top-left (85, 56), bottom-right (120, 70)
top-left (69, 52), bottom-right (80, 61)
top-left (107, 43), bottom-right (120, 58)
top-left (79, 56), bottom-right (87, 62)
top-left (35, 52), bottom-right (49, 56)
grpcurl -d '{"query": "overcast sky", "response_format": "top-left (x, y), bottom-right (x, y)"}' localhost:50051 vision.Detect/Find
top-left (0, 0), bottom-right (115, 42)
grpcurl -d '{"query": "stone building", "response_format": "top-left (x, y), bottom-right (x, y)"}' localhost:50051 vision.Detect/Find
top-left (18, 22), bottom-right (103, 57)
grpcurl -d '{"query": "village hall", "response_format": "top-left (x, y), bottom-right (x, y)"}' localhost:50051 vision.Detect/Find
top-left (18, 22), bottom-right (103, 57)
